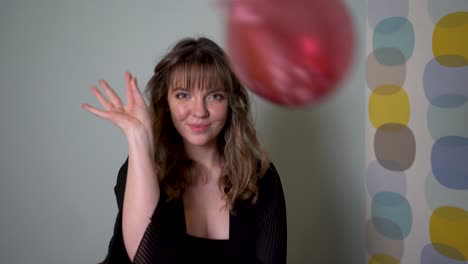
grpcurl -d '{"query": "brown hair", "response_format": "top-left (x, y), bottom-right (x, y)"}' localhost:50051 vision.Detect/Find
top-left (145, 36), bottom-right (270, 210)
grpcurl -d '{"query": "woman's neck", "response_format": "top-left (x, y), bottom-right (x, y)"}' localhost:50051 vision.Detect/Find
top-left (183, 142), bottom-right (224, 185)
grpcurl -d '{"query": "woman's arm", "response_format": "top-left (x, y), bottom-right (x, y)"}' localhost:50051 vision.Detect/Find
top-left (101, 155), bottom-right (166, 264)
top-left (123, 128), bottom-right (160, 261)
top-left (97, 135), bottom-right (159, 264)
top-left (82, 72), bottom-right (160, 262)
top-left (99, 158), bottom-right (131, 264)
top-left (255, 164), bottom-right (287, 264)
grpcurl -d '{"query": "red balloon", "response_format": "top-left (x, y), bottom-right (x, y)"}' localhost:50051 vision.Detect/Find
top-left (225, 0), bottom-right (355, 106)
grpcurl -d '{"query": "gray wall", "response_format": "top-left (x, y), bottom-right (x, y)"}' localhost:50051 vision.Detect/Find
top-left (0, 0), bottom-right (365, 263)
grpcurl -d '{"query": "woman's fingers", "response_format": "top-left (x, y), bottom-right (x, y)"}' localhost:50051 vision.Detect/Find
top-left (131, 77), bottom-right (146, 106)
top-left (82, 103), bottom-right (141, 133)
top-left (82, 103), bottom-right (128, 127)
top-left (91, 86), bottom-right (113, 110)
top-left (82, 73), bottom-right (148, 131)
top-left (125, 72), bottom-right (135, 108)
top-left (99, 79), bottom-right (124, 109)
top-left (81, 103), bottom-right (113, 120)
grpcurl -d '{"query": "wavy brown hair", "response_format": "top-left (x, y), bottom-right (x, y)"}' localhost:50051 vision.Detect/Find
top-left (145, 36), bottom-right (269, 210)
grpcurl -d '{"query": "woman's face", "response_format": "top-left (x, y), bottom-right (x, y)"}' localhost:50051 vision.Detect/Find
top-left (167, 78), bottom-right (229, 149)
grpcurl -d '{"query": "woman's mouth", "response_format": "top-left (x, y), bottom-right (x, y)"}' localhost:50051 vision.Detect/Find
top-left (188, 124), bottom-right (210, 132)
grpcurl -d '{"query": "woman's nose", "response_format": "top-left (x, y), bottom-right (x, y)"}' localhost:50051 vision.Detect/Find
top-left (192, 97), bottom-right (209, 117)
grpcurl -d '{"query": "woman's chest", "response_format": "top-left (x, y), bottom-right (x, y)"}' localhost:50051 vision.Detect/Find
top-left (182, 184), bottom-right (230, 239)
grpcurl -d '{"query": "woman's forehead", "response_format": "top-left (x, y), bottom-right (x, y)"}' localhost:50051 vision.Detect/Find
top-left (169, 66), bottom-right (224, 91)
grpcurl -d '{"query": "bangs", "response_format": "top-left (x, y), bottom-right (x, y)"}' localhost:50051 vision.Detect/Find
top-left (169, 61), bottom-right (224, 92)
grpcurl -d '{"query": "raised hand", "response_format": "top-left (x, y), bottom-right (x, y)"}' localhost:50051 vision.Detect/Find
top-left (84, 73), bottom-right (160, 261)
top-left (82, 72), bottom-right (153, 145)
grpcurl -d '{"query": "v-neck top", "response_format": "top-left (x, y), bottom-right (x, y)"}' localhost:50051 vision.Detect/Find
top-left (177, 198), bottom-right (232, 263)
top-left (100, 157), bottom-right (287, 264)
top-left (176, 233), bottom-right (231, 263)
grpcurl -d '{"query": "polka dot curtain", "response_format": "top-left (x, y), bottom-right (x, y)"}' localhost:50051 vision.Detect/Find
top-left (365, 0), bottom-right (468, 263)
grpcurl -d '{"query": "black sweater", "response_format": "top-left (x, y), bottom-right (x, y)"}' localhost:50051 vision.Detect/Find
top-left (100, 158), bottom-right (287, 264)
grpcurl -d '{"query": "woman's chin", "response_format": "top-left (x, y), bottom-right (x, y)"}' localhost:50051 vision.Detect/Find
top-left (183, 136), bottom-right (217, 148)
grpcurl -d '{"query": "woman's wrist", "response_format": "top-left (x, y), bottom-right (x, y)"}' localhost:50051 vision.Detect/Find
top-left (125, 126), bottom-right (154, 155)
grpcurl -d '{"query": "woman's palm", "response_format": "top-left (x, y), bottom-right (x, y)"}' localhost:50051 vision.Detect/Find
top-left (82, 72), bottom-right (153, 141)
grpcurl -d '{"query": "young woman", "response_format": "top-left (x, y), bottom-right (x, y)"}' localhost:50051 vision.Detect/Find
top-left (83, 37), bottom-right (287, 264)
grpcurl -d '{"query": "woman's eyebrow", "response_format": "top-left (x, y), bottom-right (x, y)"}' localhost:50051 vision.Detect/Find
top-left (171, 86), bottom-right (190, 92)
top-left (207, 88), bottom-right (226, 93)
top-left (171, 86), bottom-right (225, 93)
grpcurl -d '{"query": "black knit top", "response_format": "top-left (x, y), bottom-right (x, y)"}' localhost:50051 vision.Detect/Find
top-left (100, 158), bottom-right (287, 264)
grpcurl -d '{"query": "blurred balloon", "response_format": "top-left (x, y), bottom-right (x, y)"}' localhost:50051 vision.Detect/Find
top-left (225, 0), bottom-right (355, 106)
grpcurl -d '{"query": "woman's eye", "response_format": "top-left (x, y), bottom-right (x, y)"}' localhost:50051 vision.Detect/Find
top-left (210, 93), bottom-right (225, 101)
top-left (176, 92), bottom-right (190, 99)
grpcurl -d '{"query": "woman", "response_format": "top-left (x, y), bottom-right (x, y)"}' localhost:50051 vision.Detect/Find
top-left (83, 37), bottom-right (287, 263)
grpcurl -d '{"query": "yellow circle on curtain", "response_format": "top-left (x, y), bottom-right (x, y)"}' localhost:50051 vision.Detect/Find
top-left (368, 254), bottom-right (400, 264)
top-left (433, 12), bottom-right (468, 67)
top-left (429, 206), bottom-right (468, 260)
top-left (369, 85), bottom-right (410, 128)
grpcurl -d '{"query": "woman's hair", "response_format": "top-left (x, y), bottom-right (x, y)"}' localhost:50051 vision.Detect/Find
top-left (145, 36), bottom-right (270, 210)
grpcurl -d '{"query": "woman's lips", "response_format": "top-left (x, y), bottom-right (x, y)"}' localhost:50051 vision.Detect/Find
top-left (188, 124), bottom-right (210, 132)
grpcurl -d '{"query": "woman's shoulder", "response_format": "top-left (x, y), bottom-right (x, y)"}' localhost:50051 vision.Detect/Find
top-left (255, 162), bottom-right (284, 204)
top-left (249, 161), bottom-right (286, 221)
top-left (257, 162), bottom-right (282, 189)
